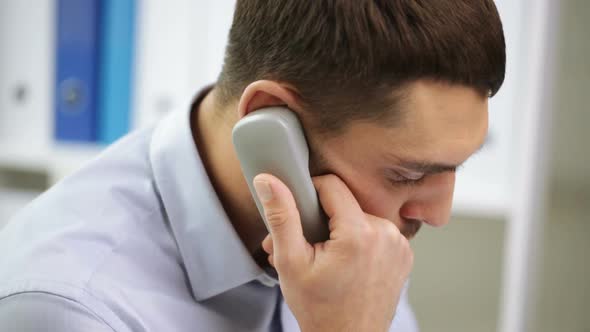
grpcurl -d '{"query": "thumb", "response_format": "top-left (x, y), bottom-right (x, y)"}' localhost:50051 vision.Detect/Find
top-left (253, 173), bottom-right (309, 271)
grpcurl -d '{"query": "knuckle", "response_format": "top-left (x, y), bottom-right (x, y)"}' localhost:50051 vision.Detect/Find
top-left (367, 226), bottom-right (380, 243)
top-left (345, 233), bottom-right (363, 253)
top-left (373, 219), bottom-right (400, 245)
top-left (359, 222), bottom-right (377, 241)
top-left (383, 222), bottom-right (400, 239)
top-left (351, 224), bottom-right (377, 253)
top-left (264, 207), bottom-right (290, 228)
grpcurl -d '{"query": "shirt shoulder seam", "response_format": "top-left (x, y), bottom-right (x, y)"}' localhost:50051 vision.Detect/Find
top-left (0, 283), bottom-right (127, 332)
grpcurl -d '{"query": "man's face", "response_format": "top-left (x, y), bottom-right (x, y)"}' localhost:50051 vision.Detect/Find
top-left (307, 80), bottom-right (488, 239)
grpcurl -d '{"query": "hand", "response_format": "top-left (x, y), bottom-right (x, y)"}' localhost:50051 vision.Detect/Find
top-left (253, 174), bottom-right (414, 332)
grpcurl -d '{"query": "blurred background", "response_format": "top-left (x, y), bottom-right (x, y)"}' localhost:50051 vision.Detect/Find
top-left (0, 1), bottom-right (587, 332)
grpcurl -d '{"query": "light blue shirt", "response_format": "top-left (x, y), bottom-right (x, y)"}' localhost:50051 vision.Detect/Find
top-left (0, 89), bottom-right (418, 331)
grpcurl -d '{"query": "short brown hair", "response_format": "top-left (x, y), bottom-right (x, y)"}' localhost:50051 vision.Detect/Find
top-left (217, 0), bottom-right (506, 132)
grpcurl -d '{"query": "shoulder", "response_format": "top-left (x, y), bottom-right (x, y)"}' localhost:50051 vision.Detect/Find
top-left (0, 127), bottom-right (162, 283)
top-left (0, 291), bottom-right (124, 332)
top-left (0, 127), bottom-right (185, 330)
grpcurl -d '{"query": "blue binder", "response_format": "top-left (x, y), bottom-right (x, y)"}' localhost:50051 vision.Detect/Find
top-left (98, 0), bottom-right (136, 144)
top-left (54, 0), bottom-right (101, 142)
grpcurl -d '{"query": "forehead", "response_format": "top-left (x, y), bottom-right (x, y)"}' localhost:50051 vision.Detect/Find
top-left (404, 80), bottom-right (488, 128)
top-left (389, 80), bottom-right (488, 165)
top-left (318, 80), bottom-right (489, 167)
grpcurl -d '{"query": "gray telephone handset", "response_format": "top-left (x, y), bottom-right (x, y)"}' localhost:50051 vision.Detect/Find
top-left (232, 106), bottom-right (329, 244)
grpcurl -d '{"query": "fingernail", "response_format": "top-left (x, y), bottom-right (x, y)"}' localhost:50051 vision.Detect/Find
top-left (253, 179), bottom-right (273, 203)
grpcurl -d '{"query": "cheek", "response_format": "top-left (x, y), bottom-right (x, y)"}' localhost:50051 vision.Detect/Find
top-left (341, 173), bottom-right (406, 220)
top-left (315, 140), bottom-right (405, 219)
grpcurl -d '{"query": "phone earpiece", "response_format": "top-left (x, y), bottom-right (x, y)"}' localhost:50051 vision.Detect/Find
top-left (232, 107), bottom-right (329, 243)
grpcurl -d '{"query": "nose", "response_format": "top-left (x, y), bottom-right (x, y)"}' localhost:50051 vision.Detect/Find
top-left (399, 172), bottom-right (456, 227)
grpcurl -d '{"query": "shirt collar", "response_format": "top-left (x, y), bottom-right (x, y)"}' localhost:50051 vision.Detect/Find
top-left (149, 86), bottom-right (278, 301)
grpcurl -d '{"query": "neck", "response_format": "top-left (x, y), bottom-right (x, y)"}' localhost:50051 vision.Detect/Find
top-left (191, 88), bottom-right (269, 258)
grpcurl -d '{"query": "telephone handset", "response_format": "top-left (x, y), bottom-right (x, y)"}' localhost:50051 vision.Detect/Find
top-left (232, 106), bottom-right (330, 244)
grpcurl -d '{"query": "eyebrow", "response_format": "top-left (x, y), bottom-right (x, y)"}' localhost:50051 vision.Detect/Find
top-left (398, 160), bottom-right (461, 175)
top-left (392, 139), bottom-right (488, 175)
top-left (396, 142), bottom-right (486, 175)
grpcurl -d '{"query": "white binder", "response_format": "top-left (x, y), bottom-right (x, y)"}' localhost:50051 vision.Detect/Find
top-left (0, 0), bottom-right (54, 167)
top-left (132, 0), bottom-right (236, 130)
top-left (132, 0), bottom-right (198, 129)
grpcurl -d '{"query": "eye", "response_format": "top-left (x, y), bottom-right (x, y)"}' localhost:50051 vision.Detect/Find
top-left (387, 170), bottom-right (426, 185)
top-left (395, 176), bottom-right (426, 186)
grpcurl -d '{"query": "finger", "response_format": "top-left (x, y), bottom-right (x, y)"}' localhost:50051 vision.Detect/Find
top-left (312, 175), bottom-right (364, 224)
top-left (253, 173), bottom-right (311, 270)
top-left (262, 233), bottom-right (274, 254)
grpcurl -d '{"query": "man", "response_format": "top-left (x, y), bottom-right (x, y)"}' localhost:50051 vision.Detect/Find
top-left (0, 0), bottom-right (505, 331)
